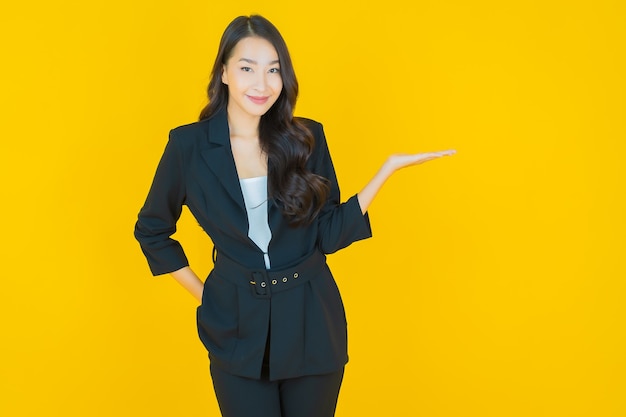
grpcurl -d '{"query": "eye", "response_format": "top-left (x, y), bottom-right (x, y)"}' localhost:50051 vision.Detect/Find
top-left (269, 68), bottom-right (281, 74)
top-left (240, 67), bottom-right (252, 72)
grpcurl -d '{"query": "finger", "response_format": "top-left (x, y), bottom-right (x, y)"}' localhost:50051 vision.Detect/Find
top-left (420, 151), bottom-right (449, 159)
top-left (411, 150), bottom-right (455, 163)
top-left (409, 154), bottom-right (440, 164)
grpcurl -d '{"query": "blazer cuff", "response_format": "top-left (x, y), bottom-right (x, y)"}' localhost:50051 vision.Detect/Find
top-left (347, 193), bottom-right (373, 242)
top-left (141, 244), bottom-right (189, 276)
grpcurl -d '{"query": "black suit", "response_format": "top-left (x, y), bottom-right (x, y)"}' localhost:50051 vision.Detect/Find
top-left (134, 109), bottom-right (372, 381)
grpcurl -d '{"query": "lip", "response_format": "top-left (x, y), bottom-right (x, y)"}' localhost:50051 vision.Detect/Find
top-left (247, 95), bottom-right (270, 105)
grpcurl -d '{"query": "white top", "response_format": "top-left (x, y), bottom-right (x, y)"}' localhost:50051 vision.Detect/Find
top-left (239, 176), bottom-right (272, 269)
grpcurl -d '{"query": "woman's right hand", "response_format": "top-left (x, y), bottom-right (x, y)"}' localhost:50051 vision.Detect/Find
top-left (170, 266), bottom-right (204, 303)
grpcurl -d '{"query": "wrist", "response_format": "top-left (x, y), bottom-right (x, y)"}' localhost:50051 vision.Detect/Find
top-left (379, 158), bottom-right (397, 178)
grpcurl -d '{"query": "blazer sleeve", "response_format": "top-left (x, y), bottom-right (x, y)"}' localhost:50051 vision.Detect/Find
top-left (134, 132), bottom-right (189, 275)
top-left (310, 122), bottom-right (373, 254)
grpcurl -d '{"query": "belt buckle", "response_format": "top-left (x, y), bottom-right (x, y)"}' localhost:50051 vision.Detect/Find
top-left (250, 271), bottom-right (271, 299)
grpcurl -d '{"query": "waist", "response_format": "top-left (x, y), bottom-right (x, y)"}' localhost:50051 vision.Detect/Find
top-left (212, 250), bottom-right (327, 298)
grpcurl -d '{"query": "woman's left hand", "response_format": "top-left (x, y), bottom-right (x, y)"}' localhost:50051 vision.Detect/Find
top-left (383, 149), bottom-right (457, 173)
top-left (357, 149), bottom-right (456, 214)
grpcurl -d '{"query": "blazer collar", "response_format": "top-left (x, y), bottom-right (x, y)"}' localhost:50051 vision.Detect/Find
top-left (199, 108), bottom-right (277, 218)
top-left (199, 108), bottom-right (246, 210)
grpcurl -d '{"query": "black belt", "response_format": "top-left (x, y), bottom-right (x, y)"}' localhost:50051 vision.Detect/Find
top-left (212, 250), bottom-right (327, 299)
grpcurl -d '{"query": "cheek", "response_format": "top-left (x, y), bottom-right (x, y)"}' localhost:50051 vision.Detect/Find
top-left (227, 73), bottom-right (242, 90)
top-left (272, 77), bottom-right (284, 93)
top-left (225, 70), bottom-right (248, 90)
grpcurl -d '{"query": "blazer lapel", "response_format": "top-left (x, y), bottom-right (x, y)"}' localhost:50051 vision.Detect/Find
top-left (199, 109), bottom-right (246, 212)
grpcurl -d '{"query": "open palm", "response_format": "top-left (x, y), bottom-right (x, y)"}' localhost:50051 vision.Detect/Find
top-left (387, 149), bottom-right (457, 171)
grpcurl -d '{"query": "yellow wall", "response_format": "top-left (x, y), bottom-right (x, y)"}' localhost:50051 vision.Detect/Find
top-left (1, 1), bottom-right (624, 416)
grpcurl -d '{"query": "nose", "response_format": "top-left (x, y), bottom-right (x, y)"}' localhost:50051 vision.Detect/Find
top-left (253, 72), bottom-right (268, 92)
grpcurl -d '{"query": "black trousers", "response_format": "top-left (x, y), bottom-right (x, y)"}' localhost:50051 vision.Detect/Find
top-left (210, 364), bottom-right (344, 417)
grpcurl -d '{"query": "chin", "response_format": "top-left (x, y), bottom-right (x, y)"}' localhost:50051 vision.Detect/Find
top-left (249, 105), bottom-right (276, 117)
top-left (249, 108), bottom-right (271, 118)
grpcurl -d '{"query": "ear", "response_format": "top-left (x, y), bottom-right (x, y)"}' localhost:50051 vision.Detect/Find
top-left (221, 66), bottom-right (228, 85)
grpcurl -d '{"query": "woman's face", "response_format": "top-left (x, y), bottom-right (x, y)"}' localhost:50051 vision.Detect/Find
top-left (222, 36), bottom-right (283, 121)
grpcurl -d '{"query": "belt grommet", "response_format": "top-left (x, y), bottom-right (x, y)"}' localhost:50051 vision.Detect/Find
top-left (261, 282), bottom-right (267, 288)
top-left (293, 272), bottom-right (299, 279)
top-left (271, 279), bottom-right (277, 285)
top-left (282, 277), bottom-right (288, 283)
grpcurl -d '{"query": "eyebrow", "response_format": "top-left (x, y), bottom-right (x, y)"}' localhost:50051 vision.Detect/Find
top-left (238, 58), bottom-right (280, 65)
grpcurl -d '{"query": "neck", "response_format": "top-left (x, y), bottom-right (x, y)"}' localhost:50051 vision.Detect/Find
top-left (227, 103), bottom-right (261, 139)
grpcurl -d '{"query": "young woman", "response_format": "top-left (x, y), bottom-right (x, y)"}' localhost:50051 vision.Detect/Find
top-left (135, 14), bottom-right (454, 417)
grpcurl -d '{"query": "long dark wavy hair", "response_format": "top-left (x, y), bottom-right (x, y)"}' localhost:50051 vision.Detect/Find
top-left (199, 15), bottom-right (329, 227)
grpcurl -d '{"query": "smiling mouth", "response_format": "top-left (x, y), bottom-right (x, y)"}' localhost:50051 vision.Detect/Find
top-left (247, 95), bottom-right (270, 105)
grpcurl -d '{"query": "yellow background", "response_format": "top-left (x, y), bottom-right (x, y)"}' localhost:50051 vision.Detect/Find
top-left (1, 0), bottom-right (624, 416)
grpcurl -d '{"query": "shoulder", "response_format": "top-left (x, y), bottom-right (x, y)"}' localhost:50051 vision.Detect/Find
top-left (169, 119), bottom-right (211, 142)
top-left (295, 117), bottom-right (333, 171)
top-left (169, 109), bottom-right (228, 151)
top-left (294, 116), bottom-right (328, 154)
top-left (163, 118), bottom-right (215, 156)
top-left (295, 116), bottom-right (324, 137)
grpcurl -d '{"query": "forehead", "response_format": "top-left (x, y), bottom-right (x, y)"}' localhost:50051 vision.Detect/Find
top-left (229, 37), bottom-right (279, 63)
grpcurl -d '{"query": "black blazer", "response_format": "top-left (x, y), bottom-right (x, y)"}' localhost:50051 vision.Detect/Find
top-left (135, 109), bottom-right (372, 380)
